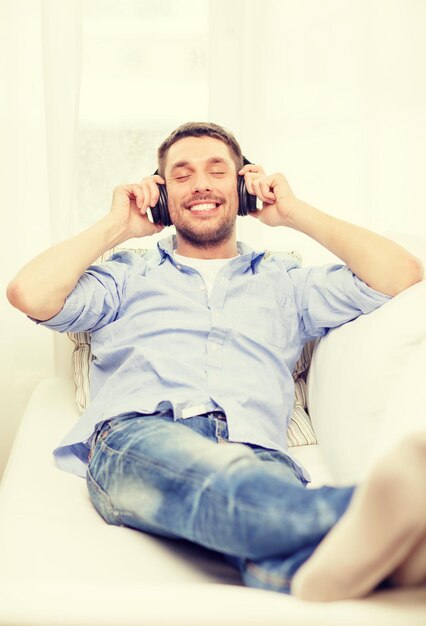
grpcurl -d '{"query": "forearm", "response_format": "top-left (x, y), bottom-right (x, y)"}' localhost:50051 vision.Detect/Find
top-left (240, 166), bottom-right (423, 295)
top-left (7, 215), bottom-right (130, 321)
top-left (287, 199), bottom-right (423, 296)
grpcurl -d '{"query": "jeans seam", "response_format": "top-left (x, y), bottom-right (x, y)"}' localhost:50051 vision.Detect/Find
top-left (245, 561), bottom-right (292, 589)
top-left (87, 463), bottom-right (124, 525)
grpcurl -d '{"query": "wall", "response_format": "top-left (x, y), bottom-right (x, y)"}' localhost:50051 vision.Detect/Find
top-left (210, 0), bottom-right (426, 255)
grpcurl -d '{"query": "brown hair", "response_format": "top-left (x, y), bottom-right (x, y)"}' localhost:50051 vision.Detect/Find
top-left (157, 122), bottom-right (244, 176)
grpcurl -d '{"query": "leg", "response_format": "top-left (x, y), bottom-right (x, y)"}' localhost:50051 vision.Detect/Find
top-left (292, 433), bottom-right (426, 601)
top-left (391, 532), bottom-right (426, 587)
top-left (87, 413), bottom-right (354, 562)
top-left (228, 446), bottom-right (354, 594)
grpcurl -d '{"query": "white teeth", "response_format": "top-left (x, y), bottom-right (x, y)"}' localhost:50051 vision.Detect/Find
top-left (189, 203), bottom-right (217, 211)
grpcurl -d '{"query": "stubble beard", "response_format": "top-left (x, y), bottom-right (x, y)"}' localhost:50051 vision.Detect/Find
top-left (175, 214), bottom-right (236, 249)
top-left (171, 197), bottom-right (238, 249)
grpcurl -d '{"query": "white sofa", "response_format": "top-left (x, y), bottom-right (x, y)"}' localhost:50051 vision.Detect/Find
top-left (0, 233), bottom-right (425, 626)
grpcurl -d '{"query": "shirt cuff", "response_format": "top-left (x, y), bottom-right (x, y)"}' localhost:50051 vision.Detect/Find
top-left (28, 289), bottom-right (82, 332)
top-left (347, 268), bottom-right (392, 314)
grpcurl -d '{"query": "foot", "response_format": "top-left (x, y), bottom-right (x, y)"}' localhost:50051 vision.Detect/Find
top-left (291, 434), bottom-right (426, 602)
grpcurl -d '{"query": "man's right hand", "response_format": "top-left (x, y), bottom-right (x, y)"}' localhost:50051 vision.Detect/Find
top-left (109, 175), bottom-right (165, 239)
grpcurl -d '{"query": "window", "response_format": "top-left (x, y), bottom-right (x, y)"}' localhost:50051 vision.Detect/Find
top-left (74, 0), bottom-right (209, 233)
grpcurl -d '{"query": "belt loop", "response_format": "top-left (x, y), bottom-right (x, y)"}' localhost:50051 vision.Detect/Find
top-left (211, 410), bottom-right (226, 421)
top-left (216, 417), bottom-right (229, 443)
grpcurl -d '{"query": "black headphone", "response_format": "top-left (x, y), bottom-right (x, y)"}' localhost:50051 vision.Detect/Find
top-left (149, 157), bottom-right (257, 226)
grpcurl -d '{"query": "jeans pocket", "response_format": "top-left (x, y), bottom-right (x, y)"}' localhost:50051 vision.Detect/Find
top-left (89, 414), bottom-right (138, 461)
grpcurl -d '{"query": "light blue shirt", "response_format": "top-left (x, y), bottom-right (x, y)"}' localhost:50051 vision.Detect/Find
top-left (38, 235), bottom-right (390, 478)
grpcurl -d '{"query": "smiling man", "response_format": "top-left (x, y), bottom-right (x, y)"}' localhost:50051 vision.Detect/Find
top-left (7, 122), bottom-right (426, 601)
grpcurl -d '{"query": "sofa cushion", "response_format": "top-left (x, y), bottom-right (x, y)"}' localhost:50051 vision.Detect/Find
top-left (307, 279), bottom-right (426, 484)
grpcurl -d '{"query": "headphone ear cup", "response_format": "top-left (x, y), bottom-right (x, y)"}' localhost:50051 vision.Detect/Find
top-left (151, 184), bottom-right (172, 226)
top-left (150, 172), bottom-right (173, 226)
top-left (238, 174), bottom-right (257, 216)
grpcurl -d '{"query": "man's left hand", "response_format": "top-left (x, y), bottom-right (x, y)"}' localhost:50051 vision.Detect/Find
top-left (239, 164), bottom-right (298, 227)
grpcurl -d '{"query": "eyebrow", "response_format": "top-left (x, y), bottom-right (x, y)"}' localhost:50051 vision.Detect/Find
top-left (170, 157), bottom-right (229, 172)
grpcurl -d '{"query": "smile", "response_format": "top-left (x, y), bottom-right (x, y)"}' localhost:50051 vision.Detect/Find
top-left (189, 203), bottom-right (219, 212)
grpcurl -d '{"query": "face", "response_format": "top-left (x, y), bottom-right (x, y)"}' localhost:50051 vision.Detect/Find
top-left (163, 136), bottom-right (239, 249)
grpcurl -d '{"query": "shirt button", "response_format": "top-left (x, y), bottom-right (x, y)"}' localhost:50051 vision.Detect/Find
top-left (176, 264), bottom-right (182, 270)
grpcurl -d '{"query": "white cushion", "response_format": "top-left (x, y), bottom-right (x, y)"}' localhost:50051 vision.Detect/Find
top-left (307, 280), bottom-right (426, 484)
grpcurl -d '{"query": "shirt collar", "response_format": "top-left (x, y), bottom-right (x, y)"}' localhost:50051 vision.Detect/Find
top-left (156, 235), bottom-right (265, 272)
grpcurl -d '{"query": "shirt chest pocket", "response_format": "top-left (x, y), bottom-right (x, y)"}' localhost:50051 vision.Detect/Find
top-left (229, 281), bottom-right (297, 349)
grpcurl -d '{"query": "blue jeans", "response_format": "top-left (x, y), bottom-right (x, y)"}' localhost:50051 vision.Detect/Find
top-left (87, 411), bottom-right (354, 593)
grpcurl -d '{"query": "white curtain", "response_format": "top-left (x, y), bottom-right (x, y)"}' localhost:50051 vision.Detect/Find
top-left (0, 0), bottom-right (82, 475)
top-left (209, 0), bottom-right (426, 255)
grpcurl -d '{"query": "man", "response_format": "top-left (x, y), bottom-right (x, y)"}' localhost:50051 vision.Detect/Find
top-left (7, 122), bottom-right (426, 601)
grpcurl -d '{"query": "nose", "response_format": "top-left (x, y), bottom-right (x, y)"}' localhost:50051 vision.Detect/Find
top-left (191, 172), bottom-right (212, 193)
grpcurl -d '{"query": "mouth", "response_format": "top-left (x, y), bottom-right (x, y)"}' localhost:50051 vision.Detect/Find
top-left (185, 200), bottom-right (222, 215)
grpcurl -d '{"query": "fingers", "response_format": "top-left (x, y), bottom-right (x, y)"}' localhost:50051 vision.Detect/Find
top-left (138, 174), bottom-right (165, 214)
top-left (110, 182), bottom-right (166, 239)
top-left (117, 175), bottom-right (165, 218)
top-left (238, 164), bottom-right (276, 204)
top-left (252, 178), bottom-right (276, 204)
top-left (238, 163), bottom-right (266, 176)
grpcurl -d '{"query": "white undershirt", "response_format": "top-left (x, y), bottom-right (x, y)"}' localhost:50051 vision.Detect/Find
top-left (173, 252), bottom-right (238, 297)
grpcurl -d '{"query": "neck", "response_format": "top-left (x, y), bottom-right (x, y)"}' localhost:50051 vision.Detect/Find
top-left (175, 234), bottom-right (238, 259)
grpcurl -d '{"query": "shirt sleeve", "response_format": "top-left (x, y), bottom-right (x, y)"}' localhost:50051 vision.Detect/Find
top-left (31, 258), bottom-right (130, 333)
top-left (288, 263), bottom-right (392, 343)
